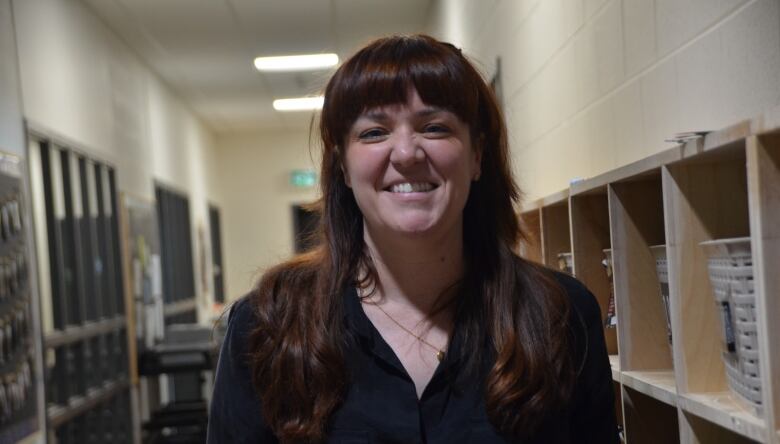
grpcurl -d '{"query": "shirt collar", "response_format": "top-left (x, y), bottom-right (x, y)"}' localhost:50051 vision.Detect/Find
top-left (342, 286), bottom-right (374, 340)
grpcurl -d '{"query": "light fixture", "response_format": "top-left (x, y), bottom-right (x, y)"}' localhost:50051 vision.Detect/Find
top-left (254, 53), bottom-right (338, 72)
top-left (273, 96), bottom-right (324, 112)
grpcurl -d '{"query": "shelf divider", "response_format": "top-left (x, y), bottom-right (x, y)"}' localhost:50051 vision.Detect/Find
top-left (518, 209), bottom-right (542, 263)
top-left (540, 200), bottom-right (571, 269)
top-left (570, 190), bottom-right (616, 355)
top-left (746, 133), bottom-right (780, 444)
top-left (608, 178), bottom-right (672, 372)
top-left (662, 160), bottom-right (746, 395)
top-left (622, 385), bottom-right (680, 444)
top-left (621, 370), bottom-right (677, 407)
top-left (609, 354), bottom-right (620, 382)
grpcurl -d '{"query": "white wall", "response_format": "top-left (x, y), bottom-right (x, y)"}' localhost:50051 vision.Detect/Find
top-left (13, 0), bottom-right (221, 315)
top-left (428, 0), bottom-right (780, 201)
top-left (0, 0), bottom-right (24, 156)
top-left (212, 129), bottom-right (319, 301)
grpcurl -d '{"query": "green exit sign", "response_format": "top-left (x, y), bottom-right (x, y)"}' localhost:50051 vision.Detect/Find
top-left (290, 169), bottom-right (317, 188)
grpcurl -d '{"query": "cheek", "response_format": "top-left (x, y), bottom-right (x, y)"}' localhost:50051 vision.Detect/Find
top-left (433, 151), bottom-right (476, 183)
top-left (342, 150), bottom-right (361, 188)
top-left (344, 149), bottom-right (386, 188)
top-left (343, 167), bottom-right (352, 188)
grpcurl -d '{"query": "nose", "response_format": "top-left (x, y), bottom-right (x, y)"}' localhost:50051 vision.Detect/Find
top-left (389, 131), bottom-right (425, 168)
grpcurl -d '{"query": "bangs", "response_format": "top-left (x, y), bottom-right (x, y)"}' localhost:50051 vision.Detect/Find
top-left (322, 35), bottom-right (482, 146)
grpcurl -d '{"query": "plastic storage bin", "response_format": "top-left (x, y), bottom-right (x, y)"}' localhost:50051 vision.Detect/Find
top-left (649, 245), bottom-right (673, 345)
top-left (602, 249), bottom-right (617, 328)
top-left (699, 237), bottom-right (762, 414)
top-left (557, 252), bottom-right (573, 275)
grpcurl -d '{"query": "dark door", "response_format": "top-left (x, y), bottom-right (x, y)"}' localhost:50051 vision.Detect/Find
top-left (292, 204), bottom-right (319, 253)
top-left (208, 205), bottom-right (224, 304)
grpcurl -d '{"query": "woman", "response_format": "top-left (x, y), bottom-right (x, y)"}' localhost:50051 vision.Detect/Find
top-left (208, 34), bottom-right (617, 443)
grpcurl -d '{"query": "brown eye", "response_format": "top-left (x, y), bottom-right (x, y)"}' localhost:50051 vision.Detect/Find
top-left (358, 128), bottom-right (388, 141)
top-left (423, 124), bottom-right (451, 136)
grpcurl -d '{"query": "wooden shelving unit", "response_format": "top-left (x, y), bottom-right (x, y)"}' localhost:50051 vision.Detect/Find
top-left (609, 353), bottom-right (621, 382)
top-left (518, 204), bottom-right (542, 263)
top-left (521, 190), bottom-right (572, 269)
top-left (623, 386), bottom-right (680, 443)
top-left (569, 181), bottom-right (616, 356)
top-left (622, 370), bottom-right (677, 407)
top-left (519, 106), bottom-right (780, 443)
top-left (615, 380), bottom-right (625, 440)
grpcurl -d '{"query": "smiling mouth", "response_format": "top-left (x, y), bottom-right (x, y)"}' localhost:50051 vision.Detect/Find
top-left (386, 182), bottom-right (438, 193)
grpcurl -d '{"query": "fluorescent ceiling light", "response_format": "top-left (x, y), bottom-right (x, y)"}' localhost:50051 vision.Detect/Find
top-left (273, 96), bottom-right (324, 112)
top-left (254, 53), bottom-right (338, 72)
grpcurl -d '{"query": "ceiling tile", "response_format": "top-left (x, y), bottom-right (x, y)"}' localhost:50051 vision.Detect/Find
top-left (81, 0), bottom-right (432, 132)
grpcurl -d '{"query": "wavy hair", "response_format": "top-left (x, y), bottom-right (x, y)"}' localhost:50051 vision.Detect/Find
top-left (248, 34), bottom-right (574, 442)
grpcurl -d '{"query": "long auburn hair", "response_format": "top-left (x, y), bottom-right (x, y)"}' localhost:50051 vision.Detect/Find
top-left (248, 34), bottom-right (575, 442)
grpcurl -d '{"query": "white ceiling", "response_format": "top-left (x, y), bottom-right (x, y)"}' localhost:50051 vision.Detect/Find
top-left (81, 0), bottom-right (434, 133)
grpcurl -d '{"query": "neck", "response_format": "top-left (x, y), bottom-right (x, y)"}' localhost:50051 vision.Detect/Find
top-left (362, 221), bottom-right (464, 312)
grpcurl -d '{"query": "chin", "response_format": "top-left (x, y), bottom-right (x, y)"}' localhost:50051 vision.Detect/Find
top-left (395, 227), bottom-right (434, 237)
top-left (390, 219), bottom-right (440, 236)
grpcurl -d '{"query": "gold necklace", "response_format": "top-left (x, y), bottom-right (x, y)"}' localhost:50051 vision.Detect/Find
top-left (364, 299), bottom-right (446, 362)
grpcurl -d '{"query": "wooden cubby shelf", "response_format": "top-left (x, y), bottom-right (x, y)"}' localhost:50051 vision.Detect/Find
top-left (569, 182), bottom-right (616, 356)
top-left (623, 385), bottom-right (680, 444)
top-left (614, 380), bottom-right (625, 440)
top-left (518, 204), bottom-right (542, 264)
top-left (609, 354), bottom-right (620, 382)
top-left (678, 392), bottom-right (765, 442)
top-left (681, 408), bottom-right (760, 444)
top-left (519, 105), bottom-right (780, 443)
top-left (621, 370), bottom-right (677, 407)
top-left (520, 189), bottom-right (571, 270)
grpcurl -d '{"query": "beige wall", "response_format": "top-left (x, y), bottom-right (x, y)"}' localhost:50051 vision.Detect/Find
top-left (212, 129), bottom-right (319, 301)
top-left (0, 0), bottom-right (24, 156)
top-left (15, 0), bottom-right (219, 201)
top-left (13, 0), bottom-right (221, 317)
top-left (428, 0), bottom-right (780, 202)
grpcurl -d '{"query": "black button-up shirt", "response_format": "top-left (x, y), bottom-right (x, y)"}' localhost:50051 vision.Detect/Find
top-left (208, 272), bottom-right (618, 443)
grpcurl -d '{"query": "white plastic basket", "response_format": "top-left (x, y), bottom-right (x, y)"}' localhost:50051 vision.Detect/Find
top-left (650, 245), bottom-right (673, 345)
top-left (723, 352), bottom-right (763, 408)
top-left (700, 237), bottom-right (762, 414)
top-left (557, 252), bottom-right (573, 275)
top-left (602, 249), bottom-right (617, 328)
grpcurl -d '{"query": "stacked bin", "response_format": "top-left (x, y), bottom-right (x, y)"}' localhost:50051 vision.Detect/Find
top-left (700, 237), bottom-right (762, 414)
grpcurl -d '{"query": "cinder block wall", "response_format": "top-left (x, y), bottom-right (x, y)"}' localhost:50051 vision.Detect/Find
top-left (428, 0), bottom-right (780, 201)
top-left (213, 130), bottom-right (319, 300)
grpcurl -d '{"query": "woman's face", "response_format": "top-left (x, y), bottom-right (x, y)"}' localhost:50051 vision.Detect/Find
top-left (343, 89), bottom-right (481, 240)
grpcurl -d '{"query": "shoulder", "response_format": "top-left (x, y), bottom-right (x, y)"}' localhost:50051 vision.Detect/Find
top-left (545, 270), bottom-right (609, 378)
top-left (510, 258), bottom-right (601, 331)
top-left (215, 294), bottom-right (260, 390)
top-left (227, 293), bottom-right (257, 326)
top-left (223, 293), bottom-right (260, 354)
top-left (228, 293), bottom-right (257, 327)
top-left (210, 292), bottom-right (277, 442)
top-left (516, 258), bottom-right (601, 326)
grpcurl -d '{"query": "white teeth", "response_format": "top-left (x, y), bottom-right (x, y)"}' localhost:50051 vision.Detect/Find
top-left (390, 182), bottom-right (434, 193)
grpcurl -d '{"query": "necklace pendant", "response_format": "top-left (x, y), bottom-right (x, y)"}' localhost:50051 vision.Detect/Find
top-left (436, 350), bottom-right (445, 362)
